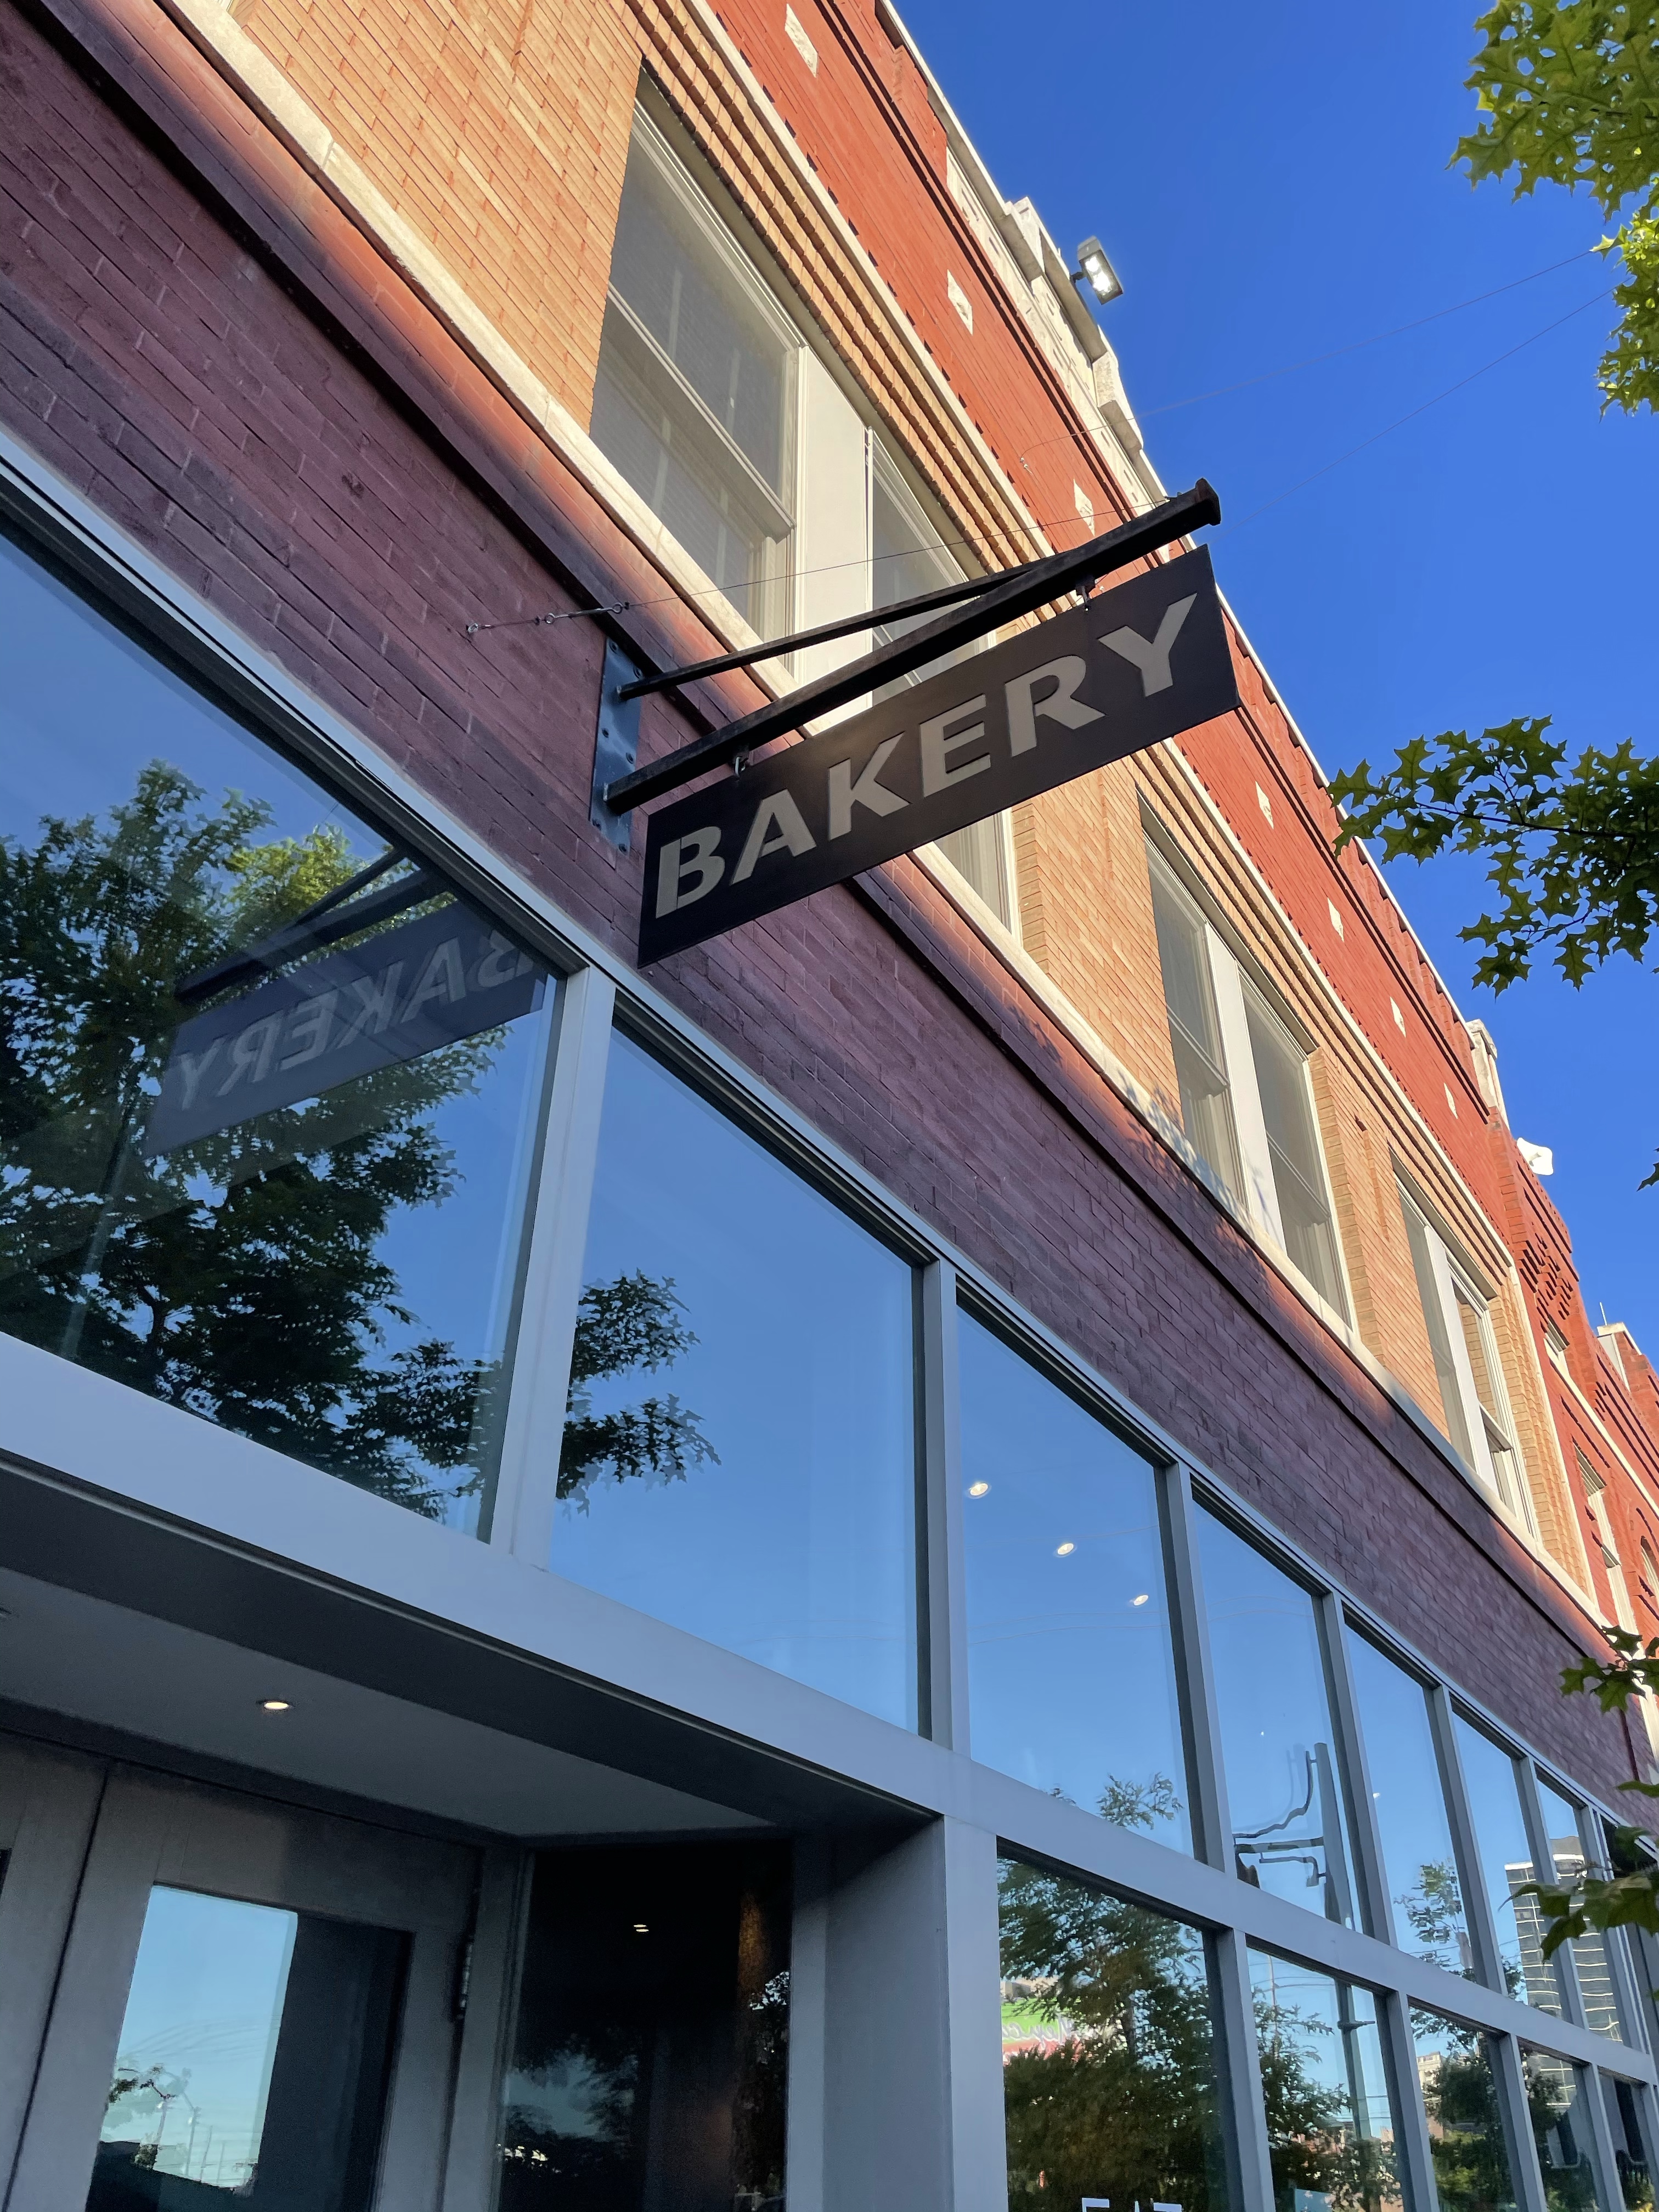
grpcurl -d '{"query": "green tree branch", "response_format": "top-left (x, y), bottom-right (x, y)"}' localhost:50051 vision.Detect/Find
top-left (1457, 3), bottom-right (1659, 411)
top-left (1329, 721), bottom-right (1659, 1181)
top-left (1514, 1627), bottom-right (1659, 1961)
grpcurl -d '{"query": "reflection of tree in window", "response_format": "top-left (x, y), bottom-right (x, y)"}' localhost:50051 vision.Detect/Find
top-left (1412, 2012), bottom-right (1515, 2212)
top-left (560, 1271), bottom-right (716, 1504)
top-left (1395, 1859), bottom-right (1475, 1979)
top-left (0, 766), bottom-right (534, 1517)
top-left (998, 1857), bottom-right (1232, 2212)
top-left (1250, 1951), bottom-right (1402, 2212)
top-left (498, 1842), bottom-right (789, 2212)
top-left (1521, 2052), bottom-right (1600, 2212)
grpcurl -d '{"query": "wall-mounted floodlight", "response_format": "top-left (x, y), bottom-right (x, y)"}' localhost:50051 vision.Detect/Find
top-left (1073, 237), bottom-right (1123, 307)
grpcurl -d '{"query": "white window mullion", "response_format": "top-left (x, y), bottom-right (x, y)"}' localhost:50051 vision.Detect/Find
top-left (1427, 1237), bottom-right (1503, 1499)
top-left (1206, 931), bottom-right (1284, 1248)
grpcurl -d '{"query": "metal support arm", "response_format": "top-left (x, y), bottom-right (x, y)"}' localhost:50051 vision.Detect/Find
top-left (599, 479), bottom-right (1219, 815)
top-left (612, 568), bottom-right (1009, 702)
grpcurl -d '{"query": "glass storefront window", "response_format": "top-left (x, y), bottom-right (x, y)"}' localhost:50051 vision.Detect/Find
top-left (1604, 2075), bottom-right (1655, 2212)
top-left (0, 531), bottom-right (555, 1530)
top-left (959, 1309), bottom-right (1190, 1850)
top-left (1410, 2004), bottom-right (1520, 2212)
top-left (1347, 1630), bottom-right (1474, 1968)
top-left (498, 1841), bottom-right (789, 2212)
top-left (1536, 1779), bottom-right (1629, 2042)
top-left (1521, 2052), bottom-right (1605, 2212)
top-left (1195, 1509), bottom-right (1358, 1923)
top-left (1248, 1949), bottom-right (1402, 2212)
top-left (1453, 1716), bottom-right (1564, 2016)
top-left (998, 1855), bottom-right (1231, 2212)
top-left (92, 1884), bottom-right (404, 2206)
top-left (554, 1031), bottom-right (918, 1724)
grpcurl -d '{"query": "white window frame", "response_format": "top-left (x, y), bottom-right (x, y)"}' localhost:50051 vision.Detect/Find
top-left (1400, 1184), bottom-right (1536, 1533)
top-left (1576, 1449), bottom-right (1638, 1630)
top-left (594, 104), bottom-right (806, 642)
top-left (596, 108), bottom-right (1021, 936)
top-left (1146, 846), bottom-right (1350, 1323)
top-left (867, 438), bottom-right (1015, 932)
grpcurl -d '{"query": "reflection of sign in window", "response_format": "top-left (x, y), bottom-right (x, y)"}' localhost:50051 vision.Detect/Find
top-left (142, 902), bottom-right (544, 1156)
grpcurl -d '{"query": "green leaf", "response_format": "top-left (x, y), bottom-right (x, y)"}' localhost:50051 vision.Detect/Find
top-left (1454, 8), bottom-right (1659, 415)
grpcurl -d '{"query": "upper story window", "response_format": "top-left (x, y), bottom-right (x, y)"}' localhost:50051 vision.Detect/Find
top-left (0, 529), bottom-right (555, 1531)
top-left (592, 109), bottom-right (1018, 929)
top-left (1544, 1317), bottom-right (1571, 1375)
top-left (592, 111), bottom-right (800, 636)
top-left (1397, 1184), bottom-right (1528, 1521)
top-left (1577, 1449), bottom-right (1620, 1567)
top-left (1146, 842), bottom-right (1348, 1318)
top-left (870, 445), bottom-right (1012, 927)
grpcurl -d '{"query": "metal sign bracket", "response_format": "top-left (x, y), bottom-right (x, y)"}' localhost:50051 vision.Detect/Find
top-left (590, 635), bottom-right (646, 850)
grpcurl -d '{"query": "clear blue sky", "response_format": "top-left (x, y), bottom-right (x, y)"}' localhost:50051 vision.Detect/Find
top-left (900, 0), bottom-right (1657, 1352)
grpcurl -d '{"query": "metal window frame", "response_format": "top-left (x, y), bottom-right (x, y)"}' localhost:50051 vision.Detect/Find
top-left (2, 421), bottom-right (1655, 2212)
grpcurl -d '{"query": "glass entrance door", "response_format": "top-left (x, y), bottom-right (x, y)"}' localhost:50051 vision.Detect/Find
top-left (1, 1756), bottom-right (479, 2212)
top-left (92, 1883), bottom-right (407, 2203)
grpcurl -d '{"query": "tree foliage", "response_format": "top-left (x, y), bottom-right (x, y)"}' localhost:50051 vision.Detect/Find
top-left (998, 1832), bottom-right (1396, 2212)
top-left (1397, 1857), bottom-right (1472, 1975)
top-left (1329, 721), bottom-right (1659, 1181)
top-left (0, 764), bottom-right (506, 1515)
top-left (1458, 3), bottom-right (1659, 413)
top-left (1, 763), bottom-right (715, 1527)
top-left (1520, 1627), bottom-right (1659, 1959)
top-left (558, 1269), bottom-right (718, 1505)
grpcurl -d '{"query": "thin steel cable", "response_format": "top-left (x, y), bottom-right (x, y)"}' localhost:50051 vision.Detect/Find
top-left (1142, 244), bottom-right (1607, 418)
top-left (1216, 285), bottom-right (1612, 540)
top-left (464, 283), bottom-right (1612, 635)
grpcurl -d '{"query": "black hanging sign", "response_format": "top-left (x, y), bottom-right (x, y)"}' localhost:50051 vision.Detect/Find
top-left (637, 546), bottom-right (1238, 965)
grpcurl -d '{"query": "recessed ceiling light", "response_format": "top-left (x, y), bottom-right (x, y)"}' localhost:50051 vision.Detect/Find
top-left (1056, 1541), bottom-right (1075, 1557)
top-left (258, 1699), bottom-right (292, 1713)
top-left (968, 1481), bottom-right (990, 1498)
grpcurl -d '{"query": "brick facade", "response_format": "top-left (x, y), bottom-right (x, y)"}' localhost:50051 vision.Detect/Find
top-left (2, 0), bottom-right (1654, 1835)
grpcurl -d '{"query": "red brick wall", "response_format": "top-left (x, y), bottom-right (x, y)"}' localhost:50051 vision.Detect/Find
top-left (0, 0), bottom-right (1646, 1814)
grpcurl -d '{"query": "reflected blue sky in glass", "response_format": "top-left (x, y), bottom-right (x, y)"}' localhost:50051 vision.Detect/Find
top-left (960, 1310), bottom-right (1189, 1848)
top-left (555, 1032), bottom-right (917, 1724)
top-left (1346, 1630), bottom-right (1472, 1970)
top-left (1248, 1948), bottom-right (1401, 2212)
top-left (100, 1886), bottom-right (297, 2193)
top-left (0, 532), bottom-right (552, 1529)
top-left (1453, 1714), bottom-right (1563, 2016)
top-left (1195, 1510), bottom-right (1356, 1923)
